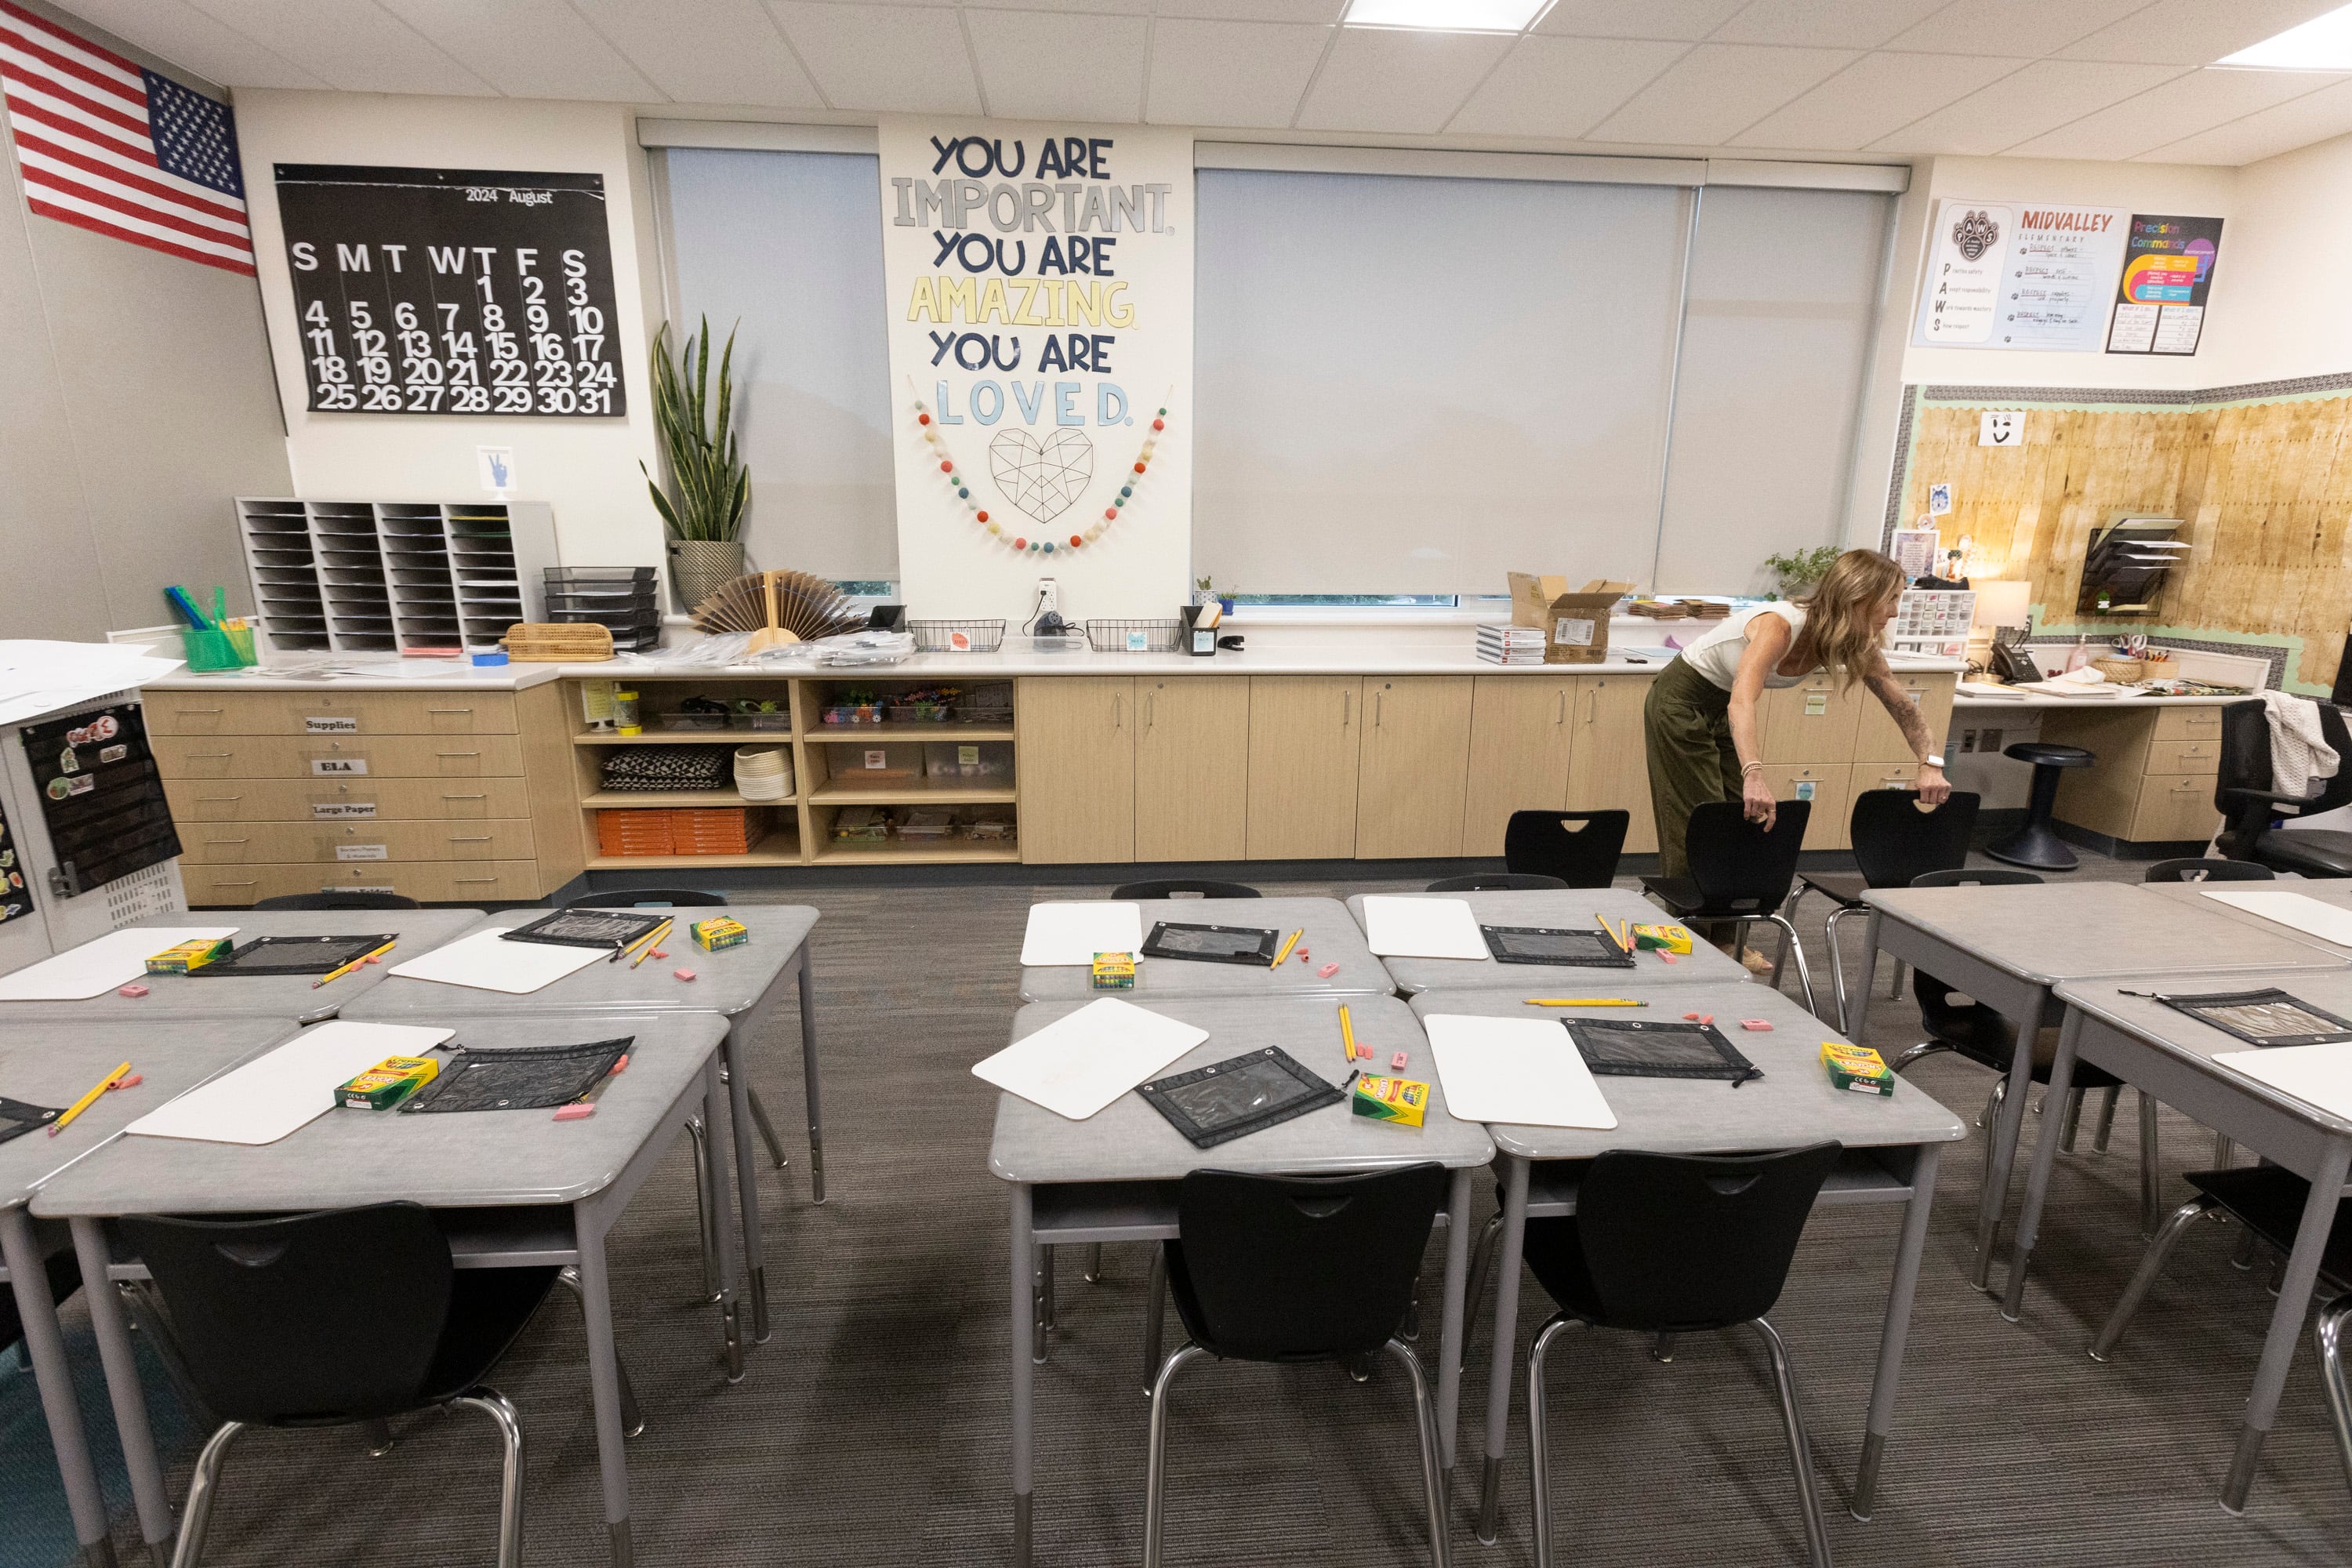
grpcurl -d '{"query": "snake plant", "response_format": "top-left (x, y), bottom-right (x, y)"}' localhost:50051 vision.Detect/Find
top-left (643, 317), bottom-right (749, 542)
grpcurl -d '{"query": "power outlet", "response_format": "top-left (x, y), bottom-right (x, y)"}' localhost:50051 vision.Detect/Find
top-left (1036, 577), bottom-right (1060, 617)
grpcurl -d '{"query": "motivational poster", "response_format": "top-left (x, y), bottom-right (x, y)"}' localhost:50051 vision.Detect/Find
top-left (2107, 214), bottom-right (2223, 356)
top-left (1912, 200), bottom-right (2128, 353)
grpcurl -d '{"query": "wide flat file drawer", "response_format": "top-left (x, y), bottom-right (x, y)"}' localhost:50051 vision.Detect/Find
top-left (154, 734), bottom-right (525, 779)
top-left (2146, 738), bottom-right (2220, 776)
top-left (180, 819), bottom-right (535, 865)
top-left (165, 777), bottom-right (534, 822)
top-left (182, 858), bottom-right (542, 907)
top-left (145, 689), bottom-right (518, 736)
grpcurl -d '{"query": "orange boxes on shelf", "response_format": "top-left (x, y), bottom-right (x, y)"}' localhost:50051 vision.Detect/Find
top-left (596, 807), bottom-right (772, 858)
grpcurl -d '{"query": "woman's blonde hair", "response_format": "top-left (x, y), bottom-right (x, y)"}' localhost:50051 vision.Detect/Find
top-left (1791, 549), bottom-right (1905, 689)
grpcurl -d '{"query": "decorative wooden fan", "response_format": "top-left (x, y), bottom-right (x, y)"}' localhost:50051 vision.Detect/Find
top-left (690, 570), bottom-right (865, 648)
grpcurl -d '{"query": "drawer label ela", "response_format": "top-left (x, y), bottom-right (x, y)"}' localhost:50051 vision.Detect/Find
top-left (311, 801), bottom-right (378, 818)
top-left (305, 717), bottom-right (360, 734)
top-left (310, 757), bottom-right (368, 775)
top-left (336, 844), bottom-right (390, 861)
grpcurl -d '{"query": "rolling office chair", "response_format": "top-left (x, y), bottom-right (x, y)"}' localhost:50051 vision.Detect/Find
top-left (2142, 858), bottom-right (2275, 884)
top-left (1425, 873), bottom-right (1567, 892)
top-left (1640, 799), bottom-right (1818, 1014)
top-left (1502, 809), bottom-right (1629, 888)
top-left (1518, 1144), bottom-right (1845, 1568)
top-left (252, 891), bottom-right (421, 911)
top-left (1789, 789), bottom-right (1980, 1030)
top-left (1140, 1164), bottom-right (1450, 1568)
top-left (1109, 879), bottom-right (1261, 900)
top-left (2215, 697), bottom-right (2352, 877)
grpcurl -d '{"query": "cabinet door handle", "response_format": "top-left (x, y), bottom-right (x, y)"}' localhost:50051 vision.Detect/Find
top-left (448, 835), bottom-right (492, 843)
top-left (205, 837), bottom-right (248, 844)
top-left (1143, 691), bottom-right (1154, 730)
top-left (1581, 689), bottom-right (1598, 725)
top-left (441, 793), bottom-right (487, 800)
top-left (1341, 691), bottom-right (1352, 727)
top-left (187, 751), bottom-right (233, 759)
top-left (1555, 690), bottom-right (1566, 724)
top-left (196, 794), bottom-right (241, 804)
top-left (455, 876), bottom-right (499, 884)
top-left (426, 706), bottom-right (474, 714)
top-left (436, 751), bottom-right (481, 757)
top-left (212, 878), bottom-right (256, 887)
top-left (1374, 689), bottom-right (1384, 728)
top-left (1112, 694), bottom-right (1123, 729)
top-left (179, 706), bottom-right (223, 714)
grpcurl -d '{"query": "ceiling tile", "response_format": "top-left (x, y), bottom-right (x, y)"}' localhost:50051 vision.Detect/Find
top-left (1533, 0), bottom-right (1748, 40)
top-left (1147, 19), bottom-right (1330, 127)
top-left (967, 0), bottom-right (1153, 12)
top-left (965, 9), bottom-right (1148, 121)
top-left (1866, 58), bottom-right (2183, 154)
top-left (1294, 27), bottom-right (1512, 133)
top-left (1156, 0), bottom-right (1342, 18)
top-left (1730, 51), bottom-right (2027, 151)
top-left (64, 0), bottom-right (327, 89)
top-left (764, 2), bottom-right (983, 114)
top-left (185, 0), bottom-right (495, 95)
top-left (2139, 77), bottom-right (2352, 162)
top-left (1884, 0), bottom-right (2153, 57)
top-left (2008, 64), bottom-right (2347, 159)
top-left (1446, 34), bottom-right (1687, 138)
top-left (376, 0), bottom-right (662, 100)
top-left (2056, 0), bottom-right (2344, 67)
top-left (569, 0), bottom-right (822, 108)
top-left (1584, 42), bottom-right (1857, 144)
top-left (1708, 0), bottom-right (1951, 51)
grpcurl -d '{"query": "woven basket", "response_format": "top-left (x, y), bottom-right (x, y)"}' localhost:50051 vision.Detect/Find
top-left (503, 622), bottom-right (614, 662)
top-left (2090, 656), bottom-right (2144, 684)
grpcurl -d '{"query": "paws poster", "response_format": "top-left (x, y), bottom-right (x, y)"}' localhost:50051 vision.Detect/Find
top-left (878, 118), bottom-right (1192, 618)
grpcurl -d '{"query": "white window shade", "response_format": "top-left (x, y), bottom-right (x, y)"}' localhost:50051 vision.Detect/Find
top-left (659, 147), bottom-right (897, 581)
top-left (1192, 169), bottom-right (1690, 597)
top-left (1650, 185), bottom-right (1893, 595)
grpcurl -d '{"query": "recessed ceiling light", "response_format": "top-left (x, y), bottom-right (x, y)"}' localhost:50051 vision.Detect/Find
top-left (2219, 2), bottom-right (2352, 69)
top-left (1344, 0), bottom-right (1552, 34)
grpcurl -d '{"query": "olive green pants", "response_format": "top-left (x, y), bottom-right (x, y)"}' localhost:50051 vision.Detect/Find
top-left (1644, 656), bottom-right (1741, 880)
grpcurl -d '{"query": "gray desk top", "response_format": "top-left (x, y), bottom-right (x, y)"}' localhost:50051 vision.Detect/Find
top-left (1018, 898), bottom-right (1388, 1003)
top-left (2142, 880), bottom-right (2352, 960)
top-left (0, 911), bottom-right (485, 1025)
top-left (987, 994), bottom-right (1494, 1185)
top-left (1407, 985), bottom-right (1965, 1162)
top-left (31, 1011), bottom-right (727, 1218)
top-left (2055, 968), bottom-right (2352, 1140)
top-left (339, 906), bottom-right (817, 1024)
top-left (1861, 882), bottom-right (2348, 984)
top-left (1343, 889), bottom-right (1752, 994)
top-left (0, 1018), bottom-right (300, 1209)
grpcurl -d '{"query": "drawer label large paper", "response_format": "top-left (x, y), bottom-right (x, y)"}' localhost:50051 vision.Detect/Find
top-left (336, 844), bottom-right (390, 861)
top-left (305, 717), bottom-right (360, 733)
top-left (311, 801), bottom-right (378, 818)
top-left (311, 758), bottom-right (368, 775)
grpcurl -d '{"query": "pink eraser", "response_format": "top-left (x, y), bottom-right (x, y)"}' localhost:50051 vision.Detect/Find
top-left (608, 1054), bottom-right (630, 1075)
top-left (650, 949), bottom-right (668, 960)
top-left (673, 968), bottom-right (697, 982)
top-left (1699, 1014), bottom-right (1715, 1025)
top-left (364, 954), bottom-right (381, 964)
top-left (1296, 948), bottom-right (1309, 957)
top-left (1389, 1051), bottom-right (1409, 1069)
top-left (1659, 953), bottom-right (1679, 964)
top-left (118, 984), bottom-right (148, 998)
top-left (1682, 1011), bottom-right (1700, 1022)
top-left (553, 1103), bottom-right (597, 1121)
top-left (1318, 963), bottom-right (1340, 978)
top-left (1740, 1019), bottom-right (1773, 1032)
top-left (109, 1073), bottom-right (143, 1089)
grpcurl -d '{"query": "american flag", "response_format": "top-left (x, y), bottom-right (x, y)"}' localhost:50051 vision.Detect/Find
top-left (0, 0), bottom-right (252, 274)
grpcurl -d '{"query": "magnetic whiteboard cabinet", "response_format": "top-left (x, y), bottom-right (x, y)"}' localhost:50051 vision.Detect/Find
top-left (235, 499), bottom-right (556, 655)
top-left (1245, 677), bottom-right (1361, 861)
top-left (1134, 679), bottom-right (1250, 862)
top-left (1461, 675), bottom-right (1577, 856)
top-left (1564, 675), bottom-right (1658, 855)
top-left (1356, 677), bottom-right (1473, 859)
top-left (1014, 678), bottom-right (1135, 863)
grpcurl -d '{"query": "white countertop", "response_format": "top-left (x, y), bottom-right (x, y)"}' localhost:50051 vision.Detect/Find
top-left (1952, 688), bottom-right (2241, 710)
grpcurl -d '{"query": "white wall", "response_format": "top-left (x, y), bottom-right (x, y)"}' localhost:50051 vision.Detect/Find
top-left (2218, 130), bottom-right (2352, 386)
top-left (234, 92), bottom-right (664, 570)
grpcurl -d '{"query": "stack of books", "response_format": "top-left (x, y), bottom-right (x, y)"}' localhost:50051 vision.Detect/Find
top-left (1475, 624), bottom-right (1546, 666)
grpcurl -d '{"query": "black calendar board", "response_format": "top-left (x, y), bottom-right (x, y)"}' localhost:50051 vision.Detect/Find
top-left (274, 164), bottom-right (626, 419)
top-left (19, 703), bottom-right (179, 895)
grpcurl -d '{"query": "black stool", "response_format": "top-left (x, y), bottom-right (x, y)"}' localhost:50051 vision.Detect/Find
top-left (1987, 742), bottom-right (2095, 870)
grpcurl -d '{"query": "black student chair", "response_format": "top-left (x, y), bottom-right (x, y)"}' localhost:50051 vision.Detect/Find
top-left (1141, 1165), bottom-right (1450, 1568)
top-left (121, 1204), bottom-right (554, 1568)
top-left (1519, 1144), bottom-right (1844, 1568)
top-left (564, 887), bottom-right (726, 909)
top-left (1109, 879), bottom-right (1261, 900)
top-left (1790, 789), bottom-right (1980, 1030)
top-left (252, 891), bottom-right (420, 911)
top-left (2143, 858), bottom-right (2275, 884)
top-left (2216, 697), bottom-right (2352, 877)
top-left (1503, 809), bottom-right (1629, 888)
top-left (1426, 873), bottom-right (1567, 892)
top-left (1640, 799), bottom-right (1817, 1012)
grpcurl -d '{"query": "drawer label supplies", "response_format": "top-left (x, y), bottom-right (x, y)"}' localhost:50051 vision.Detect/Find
top-left (311, 801), bottom-right (379, 818)
top-left (336, 844), bottom-right (390, 862)
top-left (305, 717), bottom-right (360, 733)
top-left (311, 757), bottom-right (369, 775)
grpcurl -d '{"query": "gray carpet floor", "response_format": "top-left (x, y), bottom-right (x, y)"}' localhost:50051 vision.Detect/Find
top-left (39, 851), bottom-right (2352, 1566)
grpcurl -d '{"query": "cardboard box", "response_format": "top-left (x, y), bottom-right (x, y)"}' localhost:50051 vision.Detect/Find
top-left (1508, 575), bottom-right (1636, 664)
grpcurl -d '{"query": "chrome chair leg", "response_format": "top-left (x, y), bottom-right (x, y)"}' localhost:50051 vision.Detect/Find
top-left (558, 1267), bottom-right (644, 1437)
top-left (1142, 1343), bottom-right (1210, 1568)
top-left (1083, 1243), bottom-right (1104, 1284)
top-left (745, 1083), bottom-right (790, 1171)
top-left (1979, 1076), bottom-right (2005, 1132)
top-left (1820, 902), bottom-right (1852, 1031)
top-left (684, 1116), bottom-right (720, 1304)
top-left (452, 1388), bottom-right (526, 1568)
top-left (1753, 1318), bottom-right (1834, 1568)
top-left (2092, 1086), bottom-right (2121, 1153)
top-left (361, 1418), bottom-right (394, 1458)
top-left (2137, 1091), bottom-right (2161, 1238)
top-left (1762, 913), bottom-right (1819, 1016)
top-left (2089, 1196), bottom-right (2220, 1361)
top-left (1525, 1313), bottom-right (1585, 1568)
top-left (1465, 1213), bottom-right (1503, 1327)
top-left (2316, 1293), bottom-right (2352, 1503)
top-left (2215, 1132), bottom-right (2237, 1169)
top-left (1650, 1332), bottom-right (1677, 1363)
top-left (2060, 1087), bottom-right (2086, 1152)
top-left (1401, 1270), bottom-right (1422, 1343)
top-left (1142, 1246), bottom-right (1167, 1398)
top-left (1887, 1041), bottom-right (1950, 1073)
top-left (169, 1421), bottom-right (243, 1568)
top-left (1384, 1338), bottom-right (1451, 1568)
top-left (2234, 1225), bottom-right (2265, 1272)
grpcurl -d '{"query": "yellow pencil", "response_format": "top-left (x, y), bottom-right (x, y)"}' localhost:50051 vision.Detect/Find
top-left (627, 918), bottom-right (673, 968)
top-left (1596, 913), bottom-right (1631, 955)
top-left (1271, 927), bottom-right (1302, 967)
top-left (1526, 998), bottom-right (1646, 1007)
top-left (48, 1061), bottom-right (132, 1137)
top-left (311, 938), bottom-right (397, 989)
top-left (1339, 1002), bottom-right (1358, 1060)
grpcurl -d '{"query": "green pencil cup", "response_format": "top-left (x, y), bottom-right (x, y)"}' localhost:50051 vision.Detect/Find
top-left (183, 628), bottom-right (245, 671)
top-left (225, 622), bottom-right (257, 666)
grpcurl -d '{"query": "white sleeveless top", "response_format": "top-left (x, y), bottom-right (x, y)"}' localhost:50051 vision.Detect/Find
top-left (1677, 601), bottom-right (1810, 692)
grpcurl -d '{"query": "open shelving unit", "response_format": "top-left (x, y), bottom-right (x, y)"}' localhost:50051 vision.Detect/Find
top-left (234, 498), bottom-right (556, 655)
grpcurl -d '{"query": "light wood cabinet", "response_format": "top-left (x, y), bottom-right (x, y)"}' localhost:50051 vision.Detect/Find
top-left (179, 818), bottom-right (535, 865)
top-left (180, 858), bottom-right (543, 907)
top-left (1246, 677), bottom-right (1361, 860)
top-left (153, 733), bottom-right (526, 780)
top-left (1135, 679), bottom-right (1250, 862)
top-left (1565, 674), bottom-right (1657, 855)
top-left (1461, 676), bottom-right (1577, 855)
top-left (164, 776), bottom-right (535, 822)
top-left (1755, 763), bottom-right (1851, 851)
top-left (1014, 677), bottom-right (1135, 863)
top-left (1356, 677), bottom-right (1474, 859)
top-left (2134, 775), bottom-right (2220, 841)
top-left (1758, 673), bottom-right (1864, 764)
top-left (1854, 673), bottom-right (1956, 764)
top-left (2045, 704), bottom-right (2223, 847)
top-left (145, 689), bottom-right (518, 736)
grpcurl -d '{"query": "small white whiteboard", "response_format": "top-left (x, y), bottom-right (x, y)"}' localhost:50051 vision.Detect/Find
top-left (386, 928), bottom-right (607, 994)
top-left (1363, 897), bottom-right (1486, 960)
top-left (126, 1020), bottom-right (454, 1145)
top-left (2216, 1043), bottom-right (2352, 1125)
top-left (1425, 1014), bottom-right (1617, 1129)
top-left (1020, 902), bottom-right (1143, 967)
top-left (0, 927), bottom-right (239, 1001)
top-left (2203, 890), bottom-right (2352, 949)
top-left (973, 998), bottom-right (1207, 1120)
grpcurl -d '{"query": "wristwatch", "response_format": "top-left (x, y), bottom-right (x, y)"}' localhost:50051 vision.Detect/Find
top-left (1924, 754), bottom-right (1946, 768)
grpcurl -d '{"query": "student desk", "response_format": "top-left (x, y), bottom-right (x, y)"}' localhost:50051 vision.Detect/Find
top-left (343, 904), bottom-right (822, 1344)
top-left (0, 910), bottom-right (482, 1025)
top-left (1, 1018), bottom-right (299, 1568)
top-left (1852, 882), bottom-right (2343, 1290)
top-left (2141, 880), bottom-right (2352, 958)
top-left (987, 993), bottom-right (1493, 1568)
top-left (1015, 896), bottom-right (1387, 1003)
top-left (1343, 888), bottom-right (1752, 995)
top-left (32, 1010), bottom-right (731, 1568)
top-left (2011, 969), bottom-right (2352, 1513)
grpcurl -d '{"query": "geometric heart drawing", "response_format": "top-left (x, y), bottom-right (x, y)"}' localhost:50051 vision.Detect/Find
top-left (989, 427), bottom-right (1094, 523)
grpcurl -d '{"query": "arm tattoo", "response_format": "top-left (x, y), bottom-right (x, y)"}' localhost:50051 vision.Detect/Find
top-left (1869, 672), bottom-right (1937, 760)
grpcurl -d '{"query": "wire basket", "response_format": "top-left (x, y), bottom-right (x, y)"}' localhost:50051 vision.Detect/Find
top-left (1086, 619), bottom-right (1184, 654)
top-left (909, 619), bottom-right (1006, 653)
